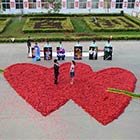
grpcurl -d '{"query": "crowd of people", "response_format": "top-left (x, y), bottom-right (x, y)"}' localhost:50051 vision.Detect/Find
top-left (27, 37), bottom-right (77, 85)
top-left (26, 36), bottom-right (112, 85)
top-left (27, 38), bottom-right (112, 61)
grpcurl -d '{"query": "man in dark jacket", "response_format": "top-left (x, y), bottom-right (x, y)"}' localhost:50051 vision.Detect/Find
top-left (27, 36), bottom-right (31, 54)
top-left (54, 59), bottom-right (60, 84)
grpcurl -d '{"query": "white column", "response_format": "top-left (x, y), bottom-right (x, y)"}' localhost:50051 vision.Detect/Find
top-left (111, 0), bottom-right (116, 9)
top-left (0, 2), bottom-right (2, 12)
top-left (134, 0), bottom-right (140, 9)
top-left (23, 0), bottom-right (28, 9)
top-left (62, 0), bottom-right (66, 9)
top-left (37, 0), bottom-right (41, 9)
top-left (123, 0), bottom-right (128, 9)
top-left (139, 0), bottom-right (140, 11)
top-left (87, 0), bottom-right (91, 12)
top-left (10, 0), bottom-right (16, 10)
top-left (87, 0), bottom-right (91, 8)
top-left (75, 0), bottom-right (79, 9)
top-left (99, 0), bottom-right (104, 9)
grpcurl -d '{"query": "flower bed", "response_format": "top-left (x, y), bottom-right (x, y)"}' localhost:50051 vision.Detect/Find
top-left (84, 16), bottom-right (140, 32)
top-left (22, 17), bottom-right (74, 33)
top-left (4, 62), bottom-right (136, 125)
top-left (0, 18), bottom-right (11, 33)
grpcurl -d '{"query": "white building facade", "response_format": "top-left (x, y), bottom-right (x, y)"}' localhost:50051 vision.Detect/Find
top-left (0, 0), bottom-right (140, 14)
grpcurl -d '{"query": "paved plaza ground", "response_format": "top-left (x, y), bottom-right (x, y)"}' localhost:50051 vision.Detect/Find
top-left (0, 41), bottom-right (140, 140)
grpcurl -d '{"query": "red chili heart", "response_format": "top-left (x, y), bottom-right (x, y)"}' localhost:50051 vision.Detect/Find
top-left (71, 67), bottom-right (136, 125)
top-left (4, 62), bottom-right (136, 125)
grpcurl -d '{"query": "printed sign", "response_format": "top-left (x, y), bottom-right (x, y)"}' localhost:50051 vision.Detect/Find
top-left (104, 46), bottom-right (113, 60)
top-left (89, 47), bottom-right (98, 60)
top-left (74, 46), bottom-right (82, 60)
top-left (44, 47), bottom-right (52, 60)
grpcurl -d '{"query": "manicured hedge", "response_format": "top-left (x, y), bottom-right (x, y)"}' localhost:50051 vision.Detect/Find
top-left (0, 18), bottom-right (11, 33)
top-left (84, 16), bottom-right (140, 32)
top-left (124, 13), bottom-right (140, 26)
top-left (22, 13), bottom-right (122, 17)
top-left (1, 13), bottom-right (140, 42)
top-left (22, 17), bottom-right (74, 33)
top-left (1, 34), bottom-right (140, 42)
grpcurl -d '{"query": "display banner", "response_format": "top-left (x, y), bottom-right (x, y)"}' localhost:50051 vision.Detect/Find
top-left (104, 46), bottom-right (113, 60)
top-left (44, 47), bottom-right (52, 60)
top-left (89, 47), bottom-right (98, 60)
top-left (74, 46), bottom-right (82, 60)
top-left (57, 47), bottom-right (65, 60)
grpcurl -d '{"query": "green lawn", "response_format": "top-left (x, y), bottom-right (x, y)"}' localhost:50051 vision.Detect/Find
top-left (0, 14), bottom-right (140, 42)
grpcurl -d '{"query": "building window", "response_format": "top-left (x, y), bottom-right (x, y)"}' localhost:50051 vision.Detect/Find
top-left (79, 0), bottom-right (87, 9)
top-left (116, 0), bottom-right (123, 8)
top-left (41, 0), bottom-right (49, 9)
top-left (2, 0), bottom-right (10, 9)
top-left (91, 0), bottom-right (99, 8)
top-left (28, 0), bottom-right (36, 9)
top-left (67, 0), bottom-right (74, 9)
top-left (15, 0), bottom-right (23, 9)
top-left (127, 0), bottom-right (135, 8)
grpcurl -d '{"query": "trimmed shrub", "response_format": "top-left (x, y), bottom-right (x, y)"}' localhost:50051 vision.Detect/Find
top-left (84, 16), bottom-right (140, 32)
top-left (22, 17), bottom-right (74, 33)
top-left (0, 18), bottom-right (11, 33)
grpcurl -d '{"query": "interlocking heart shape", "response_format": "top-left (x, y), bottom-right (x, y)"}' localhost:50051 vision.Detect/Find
top-left (4, 62), bottom-right (136, 125)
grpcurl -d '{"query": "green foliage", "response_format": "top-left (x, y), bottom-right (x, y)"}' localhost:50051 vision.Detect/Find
top-left (22, 17), bottom-right (74, 33)
top-left (0, 18), bottom-right (11, 33)
top-left (0, 17), bottom-right (26, 38)
top-left (84, 16), bottom-right (140, 32)
top-left (70, 16), bottom-right (92, 33)
top-left (1, 13), bottom-right (140, 42)
top-left (124, 13), bottom-right (140, 26)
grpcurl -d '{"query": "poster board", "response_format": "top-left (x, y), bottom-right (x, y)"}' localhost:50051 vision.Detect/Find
top-left (44, 47), bottom-right (52, 60)
top-left (74, 46), bottom-right (82, 60)
top-left (89, 46), bottom-right (98, 60)
top-left (104, 46), bottom-right (113, 60)
top-left (56, 47), bottom-right (65, 60)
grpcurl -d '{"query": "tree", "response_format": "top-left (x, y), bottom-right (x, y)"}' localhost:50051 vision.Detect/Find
top-left (48, 0), bottom-right (62, 13)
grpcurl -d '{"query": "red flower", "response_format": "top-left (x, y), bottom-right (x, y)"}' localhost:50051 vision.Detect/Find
top-left (4, 62), bottom-right (136, 125)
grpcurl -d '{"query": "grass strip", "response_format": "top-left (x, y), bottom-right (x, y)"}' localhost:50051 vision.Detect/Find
top-left (108, 88), bottom-right (140, 98)
top-left (0, 69), bottom-right (4, 73)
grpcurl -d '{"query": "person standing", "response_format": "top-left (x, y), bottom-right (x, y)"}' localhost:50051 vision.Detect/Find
top-left (57, 41), bottom-right (63, 48)
top-left (44, 40), bottom-right (51, 48)
top-left (70, 60), bottom-right (76, 85)
top-left (105, 39), bottom-right (112, 47)
top-left (75, 40), bottom-right (81, 46)
top-left (90, 40), bottom-right (97, 47)
top-left (54, 59), bottom-right (60, 84)
top-left (34, 42), bottom-right (41, 61)
top-left (27, 36), bottom-right (31, 54)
